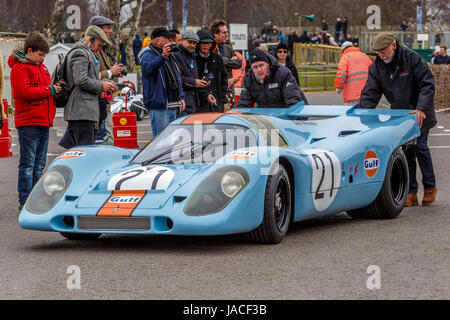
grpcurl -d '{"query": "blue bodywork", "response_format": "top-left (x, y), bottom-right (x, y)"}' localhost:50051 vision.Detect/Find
top-left (18, 103), bottom-right (420, 236)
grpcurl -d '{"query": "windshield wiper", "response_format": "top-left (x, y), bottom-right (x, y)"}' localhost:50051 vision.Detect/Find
top-left (140, 141), bottom-right (227, 166)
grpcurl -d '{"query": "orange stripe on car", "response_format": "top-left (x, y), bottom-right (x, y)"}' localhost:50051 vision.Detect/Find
top-left (181, 113), bottom-right (224, 124)
top-left (97, 190), bottom-right (146, 217)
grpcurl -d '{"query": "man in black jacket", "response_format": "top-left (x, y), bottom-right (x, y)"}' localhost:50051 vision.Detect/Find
top-left (236, 50), bottom-right (308, 108)
top-left (358, 32), bottom-right (437, 206)
top-left (173, 31), bottom-right (209, 115)
top-left (433, 46), bottom-right (450, 64)
top-left (195, 29), bottom-right (228, 113)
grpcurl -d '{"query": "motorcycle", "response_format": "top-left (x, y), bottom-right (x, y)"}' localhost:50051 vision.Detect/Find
top-left (111, 81), bottom-right (147, 121)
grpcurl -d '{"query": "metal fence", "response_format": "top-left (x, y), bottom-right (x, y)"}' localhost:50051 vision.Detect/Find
top-left (292, 43), bottom-right (341, 66)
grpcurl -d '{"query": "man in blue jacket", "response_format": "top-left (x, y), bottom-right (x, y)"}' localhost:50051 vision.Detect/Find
top-left (138, 27), bottom-right (185, 137)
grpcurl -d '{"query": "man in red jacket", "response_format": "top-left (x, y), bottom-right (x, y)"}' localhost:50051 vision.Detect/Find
top-left (9, 32), bottom-right (61, 210)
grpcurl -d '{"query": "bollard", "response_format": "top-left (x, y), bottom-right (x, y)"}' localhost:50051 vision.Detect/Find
top-left (0, 99), bottom-right (12, 157)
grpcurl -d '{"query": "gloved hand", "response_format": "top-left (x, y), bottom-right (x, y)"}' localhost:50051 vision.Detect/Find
top-left (336, 88), bottom-right (343, 94)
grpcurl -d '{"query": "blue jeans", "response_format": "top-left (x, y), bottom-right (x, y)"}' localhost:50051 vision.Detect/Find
top-left (404, 129), bottom-right (436, 194)
top-left (17, 126), bottom-right (49, 205)
top-left (149, 108), bottom-right (177, 138)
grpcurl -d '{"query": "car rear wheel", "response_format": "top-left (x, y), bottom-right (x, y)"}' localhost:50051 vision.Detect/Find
top-left (347, 147), bottom-right (409, 219)
top-left (245, 164), bottom-right (292, 244)
top-left (60, 232), bottom-right (102, 240)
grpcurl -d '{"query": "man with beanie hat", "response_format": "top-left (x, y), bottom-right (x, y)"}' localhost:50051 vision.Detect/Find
top-left (236, 49), bottom-right (307, 108)
top-left (358, 32), bottom-right (437, 206)
top-left (334, 41), bottom-right (372, 105)
top-left (195, 29), bottom-right (228, 113)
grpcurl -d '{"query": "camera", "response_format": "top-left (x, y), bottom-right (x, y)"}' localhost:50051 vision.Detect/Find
top-left (205, 73), bottom-right (214, 81)
top-left (121, 68), bottom-right (128, 76)
top-left (169, 43), bottom-right (179, 52)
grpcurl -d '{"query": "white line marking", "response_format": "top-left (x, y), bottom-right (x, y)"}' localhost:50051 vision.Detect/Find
top-left (429, 146), bottom-right (450, 149)
top-left (437, 126), bottom-right (444, 129)
top-left (430, 134), bottom-right (450, 136)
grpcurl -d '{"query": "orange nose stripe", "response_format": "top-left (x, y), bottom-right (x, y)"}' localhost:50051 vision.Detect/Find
top-left (97, 190), bottom-right (146, 217)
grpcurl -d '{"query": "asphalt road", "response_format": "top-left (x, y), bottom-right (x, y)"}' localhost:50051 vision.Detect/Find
top-left (0, 92), bottom-right (449, 300)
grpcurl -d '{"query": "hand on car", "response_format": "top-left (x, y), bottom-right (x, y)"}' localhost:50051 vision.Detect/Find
top-left (410, 109), bottom-right (426, 128)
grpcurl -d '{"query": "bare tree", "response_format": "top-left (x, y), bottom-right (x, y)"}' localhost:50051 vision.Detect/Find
top-left (43, 0), bottom-right (65, 46)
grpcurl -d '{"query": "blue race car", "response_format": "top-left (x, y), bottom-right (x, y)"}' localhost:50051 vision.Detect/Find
top-left (18, 104), bottom-right (420, 244)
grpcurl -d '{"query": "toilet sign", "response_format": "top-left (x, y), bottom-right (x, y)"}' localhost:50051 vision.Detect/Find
top-left (229, 23), bottom-right (248, 51)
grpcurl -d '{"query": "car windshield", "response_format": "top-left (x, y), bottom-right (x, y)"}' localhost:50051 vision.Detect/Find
top-left (132, 124), bottom-right (258, 165)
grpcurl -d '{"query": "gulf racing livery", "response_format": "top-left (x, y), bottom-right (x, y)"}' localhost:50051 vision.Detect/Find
top-left (18, 103), bottom-right (420, 244)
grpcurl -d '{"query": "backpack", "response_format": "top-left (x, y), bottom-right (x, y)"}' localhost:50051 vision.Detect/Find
top-left (51, 46), bottom-right (93, 108)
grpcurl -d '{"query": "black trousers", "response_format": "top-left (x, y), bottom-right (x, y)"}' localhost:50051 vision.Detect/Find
top-left (59, 120), bottom-right (96, 149)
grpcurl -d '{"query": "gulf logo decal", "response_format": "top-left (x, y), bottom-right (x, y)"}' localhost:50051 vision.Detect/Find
top-left (364, 150), bottom-right (379, 178)
top-left (56, 149), bottom-right (86, 160)
top-left (97, 190), bottom-right (146, 217)
top-left (226, 149), bottom-right (257, 160)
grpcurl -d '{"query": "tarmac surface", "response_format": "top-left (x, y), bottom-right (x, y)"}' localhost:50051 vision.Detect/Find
top-left (0, 92), bottom-right (449, 300)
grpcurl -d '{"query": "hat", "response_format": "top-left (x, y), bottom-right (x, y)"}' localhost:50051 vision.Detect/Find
top-left (181, 31), bottom-right (200, 42)
top-left (197, 29), bottom-right (214, 43)
top-left (248, 49), bottom-right (270, 65)
top-left (88, 16), bottom-right (114, 26)
top-left (276, 42), bottom-right (289, 52)
top-left (372, 32), bottom-right (395, 51)
top-left (151, 27), bottom-right (174, 39)
top-left (85, 25), bottom-right (111, 46)
top-left (341, 41), bottom-right (353, 52)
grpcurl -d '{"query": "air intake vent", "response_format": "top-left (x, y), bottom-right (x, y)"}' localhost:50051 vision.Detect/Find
top-left (339, 130), bottom-right (360, 137)
top-left (78, 217), bottom-right (150, 231)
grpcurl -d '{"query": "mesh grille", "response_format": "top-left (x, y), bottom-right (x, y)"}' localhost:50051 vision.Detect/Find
top-left (78, 216), bottom-right (151, 231)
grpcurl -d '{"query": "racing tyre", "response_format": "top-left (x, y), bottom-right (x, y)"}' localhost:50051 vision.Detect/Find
top-left (245, 164), bottom-right (292, 244)
top-left (346, 148), bottom-right (409, 219)
top-left (60, 232), bottom-right (102, 240)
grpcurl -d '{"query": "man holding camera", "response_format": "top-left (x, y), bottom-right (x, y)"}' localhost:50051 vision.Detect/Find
top-left (138, 27), bottom-right (185, 137)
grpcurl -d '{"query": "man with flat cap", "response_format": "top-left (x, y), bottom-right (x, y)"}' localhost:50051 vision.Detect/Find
top-left (138, 27), bottom-right (185, 137)
top-left (62, 25), bottom-right (116, 147)
top-left (358, 32), bottom-right (437, 206)
top-left (236, 49), bottom-right (308, 108)
top-left (173, 31), bottom-right (209, 116)
top-left (88, 15), bottom-right (124, 144)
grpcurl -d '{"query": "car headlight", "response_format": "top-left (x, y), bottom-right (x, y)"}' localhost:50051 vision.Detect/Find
top-left (221, 171), bottom-right (246, 198)
top-left (43, 171), bottom-right (66, 196)
top-left (184, 166), bottom-right (249, 216)
top-left (25, 165), bottom-right (72, 214)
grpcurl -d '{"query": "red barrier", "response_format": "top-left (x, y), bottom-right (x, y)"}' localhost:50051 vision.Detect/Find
top-left (0, 99), bottom-right (12, 157)
top-left (113, 112), bottom-right (137, 149)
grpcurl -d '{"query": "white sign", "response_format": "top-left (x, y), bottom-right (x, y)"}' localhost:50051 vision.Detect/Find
top-left (417, 34), bottom-right (429, 41)
top-left (229, 23), bottom-right (248, 51)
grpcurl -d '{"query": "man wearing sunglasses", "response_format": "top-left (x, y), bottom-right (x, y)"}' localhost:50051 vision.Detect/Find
top-left (236, 49), bottom-right (307, 108)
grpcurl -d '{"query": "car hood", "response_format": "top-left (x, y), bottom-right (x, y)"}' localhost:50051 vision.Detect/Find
top-left (75, 163), bottom-right (210, 209)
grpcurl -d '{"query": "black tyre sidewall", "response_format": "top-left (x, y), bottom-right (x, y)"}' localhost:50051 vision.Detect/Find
top-left (264, 164), bottom-right (292, 242)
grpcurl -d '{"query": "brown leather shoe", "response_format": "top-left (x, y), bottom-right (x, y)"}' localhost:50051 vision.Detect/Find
top-left (405, 193), bottom-right (418, 207)
top-left (422, 187), bottom-right (437, 206)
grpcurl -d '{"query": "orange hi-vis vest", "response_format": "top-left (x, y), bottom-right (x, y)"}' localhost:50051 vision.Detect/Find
top-left (334, 47), bottom-right (373, 103)
top-left (232, 51), bottom-right (246, 88)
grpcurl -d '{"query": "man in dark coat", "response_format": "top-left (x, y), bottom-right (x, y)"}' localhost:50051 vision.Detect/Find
top-left (236, 50), bottom-right (307, 108)
top-left (433, 46), bottom-right (450, 64)
top-left (195, 29), bottom-right (228, 113)
top-left (133, 34), bottom-right (142, 65)
top-left (358, 32), bottom-right (437, 206)
top-left (173, 31), bottom-right (208, 115)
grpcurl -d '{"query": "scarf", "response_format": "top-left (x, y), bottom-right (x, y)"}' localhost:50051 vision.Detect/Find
top-left (150, 44), bottom-right (178, 91)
